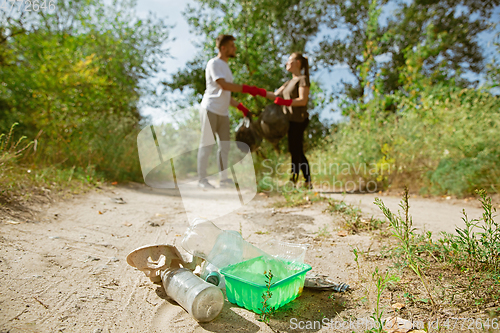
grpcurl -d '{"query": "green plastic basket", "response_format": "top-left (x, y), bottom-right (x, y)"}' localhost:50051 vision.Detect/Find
top-left (220, 255), bottom-right (312, 313)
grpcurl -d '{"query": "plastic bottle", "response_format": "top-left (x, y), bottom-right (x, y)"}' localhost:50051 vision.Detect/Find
top-left (182, 218), bottom-right (266, 274)
top-left (161, 268), bottom-right (224, 322)
top-left (181, 218), bottom-right (224, 258)
top-left (201, 262), bottom-right (226, 289)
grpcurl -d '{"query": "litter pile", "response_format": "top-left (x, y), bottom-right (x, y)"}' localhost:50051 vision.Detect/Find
top-left (127, 218), bottom-right (349, 322)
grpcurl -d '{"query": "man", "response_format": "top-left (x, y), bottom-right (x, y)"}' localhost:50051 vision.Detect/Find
top-left (197, 34), bottom-right (267, 189)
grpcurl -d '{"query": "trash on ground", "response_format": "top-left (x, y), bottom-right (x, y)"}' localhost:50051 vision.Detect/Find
top-left (110, 197), bottom-right (126, 204)
top-left (220, 255), bottom-right (311, 313)
top-left (161, 267), bottom-right (224, 322)
top-left (257, 238), bottom-right (308, 263)
top-left (126, 244), bottom-right (222, 322)
top-left (181, 218), bottom-right (267, 285)
top-left (391, 302), bottom-right (405, 310)
top-left (303, 272), bottom-right (350, 292)
top-left (127, 218), bottom-right (321, 320)
top-left (337, 230), bottom-right (348, 237)
top-left (182, 218), bottom-right (314, 313)
top-left (383, 316), bottom-right (414, 333)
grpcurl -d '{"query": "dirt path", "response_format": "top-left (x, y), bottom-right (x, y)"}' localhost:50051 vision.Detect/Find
top-left (325, 192), bottom-right (489, 236)
top-left (0, 184), bottom-right (492, 333)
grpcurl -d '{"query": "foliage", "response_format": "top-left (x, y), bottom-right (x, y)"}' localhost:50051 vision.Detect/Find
top-left (441, 189), bottom-right (500, 273)
top-left (0, 124), bottom-right (101, 209)
top-left (166, 0), bottom-right (326, 102)
top-left (367, 267), bottom-right (400, 333)
top-left (274, 188), bottom-right (324, 207)
top-left (307, 81), bottom-right (500, 196)
top-left (316, 0), bottom-right (498, 106)
top-left (0, 0), bottom-right (171, 181)
top-left (0, 123), bottom-right (33, 169)
top-left (375, 187), bottom-right (436, 307)
top-left (327, 197), bottom-right (384, 233)
top-left (373, 188), bottom-right (500, 316)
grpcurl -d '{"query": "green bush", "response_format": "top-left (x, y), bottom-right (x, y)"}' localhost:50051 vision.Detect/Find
top-left (308, 83), bottom-right (500, 196)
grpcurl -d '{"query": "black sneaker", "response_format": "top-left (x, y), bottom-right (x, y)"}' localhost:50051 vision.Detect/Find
top-left (220, 178), bottom-right (237, 188)
top-left (198, 179), bottom-right (215, 189)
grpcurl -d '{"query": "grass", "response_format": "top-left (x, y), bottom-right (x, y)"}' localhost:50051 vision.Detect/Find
top-left (273, 188), bottom-right (326, 208)
top-left (0, 123), bottom-right (111, 219)
top-left (327, 197), bottom-right (385, 233)
top-left (315, 225), bottom-right (331, 239)
top-left (367, 267), bottom-right (400, 333)
top-left (375, 186), bottom-right (437, 308)
top-left (305, 84), bottom-right (500, 197)
top-left (267, 174), bottom-right (500, 324)
top-left (369, 187), bottom-right (500, 323)
top-left (451, 189), bottom-right (500, 272)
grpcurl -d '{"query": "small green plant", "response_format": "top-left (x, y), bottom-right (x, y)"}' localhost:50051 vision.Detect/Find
top-left (276, 189), bottom-right (325, 208)
top-left (259, 270), bottom-right (274, 323)
top-left (403, 292), bottom-right (415, 304)
top-left (327, 198), bottom-right (384, 233)
top-left (351, 245), bottom-right (361, 279)
top-left (375, 186), bottom-right (436, 308)
top-left (450, 189), bottom-right (500, 273)
top-left (316, 225), bottom-right (331, 238)
top-left (327, 198), bottom-right (362, 231)
top-left (367, 267), bottom-right (400, 333)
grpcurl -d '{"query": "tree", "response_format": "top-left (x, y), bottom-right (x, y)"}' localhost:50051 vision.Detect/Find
top-left (0, 0), bottom-right (172, 177)
top-left (316, 0), bottom-right (500, 107)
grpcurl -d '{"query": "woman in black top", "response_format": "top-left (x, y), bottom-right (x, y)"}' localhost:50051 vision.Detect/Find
top-left (265, 52), bottom-right (312, 189)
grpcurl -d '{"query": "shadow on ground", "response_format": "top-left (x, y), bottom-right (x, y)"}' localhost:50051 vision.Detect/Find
top-left (155, 285), bottom-right (347, 332)
top-left (264, 289), bottom-right (348, 332)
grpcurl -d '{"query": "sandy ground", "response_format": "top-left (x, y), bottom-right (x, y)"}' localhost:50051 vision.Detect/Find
top-left (0, 183), bottom-right (492, 333)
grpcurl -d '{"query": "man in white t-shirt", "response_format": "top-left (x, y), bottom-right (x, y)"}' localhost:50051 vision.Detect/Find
top-left (198, 34), bottom-right (268, 189)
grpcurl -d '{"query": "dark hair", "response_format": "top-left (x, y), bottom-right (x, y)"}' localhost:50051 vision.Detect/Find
top-left (291, 52), bottom-right (310, 86)
top-left (216, 34), bottom-right (236, 50)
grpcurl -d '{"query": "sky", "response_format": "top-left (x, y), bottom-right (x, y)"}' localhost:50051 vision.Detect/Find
top-left (133, 0), bottom-right (500, 126)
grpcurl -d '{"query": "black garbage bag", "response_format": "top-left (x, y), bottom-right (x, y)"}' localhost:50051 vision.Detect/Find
top-left (235, 116), bottom-right (262, 153)
top-left (258, 104), bottom-right (289, 144)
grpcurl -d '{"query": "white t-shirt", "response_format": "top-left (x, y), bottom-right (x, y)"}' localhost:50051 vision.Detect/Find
top-left (200, 57), bottom-right (233, 116)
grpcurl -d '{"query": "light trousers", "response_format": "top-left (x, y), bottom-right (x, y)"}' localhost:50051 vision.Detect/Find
top-left (197, 108), bottom-right (230, 181)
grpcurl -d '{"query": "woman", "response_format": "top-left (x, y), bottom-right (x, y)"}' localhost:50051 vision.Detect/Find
top-left (265, 52), bottom-right (312, 189)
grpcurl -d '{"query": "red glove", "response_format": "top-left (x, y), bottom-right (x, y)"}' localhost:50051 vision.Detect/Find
top-left (237, 103), bottom-right (250, 117)
top-left (242, 84), bottom-right (267, 97)
top-left (274, 97), bottom-right (293, 106)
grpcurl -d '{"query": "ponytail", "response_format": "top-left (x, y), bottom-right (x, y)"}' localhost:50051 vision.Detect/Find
top-left (292, 52), bottom-right (310, 86)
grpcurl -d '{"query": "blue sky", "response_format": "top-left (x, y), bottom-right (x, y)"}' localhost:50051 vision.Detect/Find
top-left (134, 0), bottom-right (500, 125)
